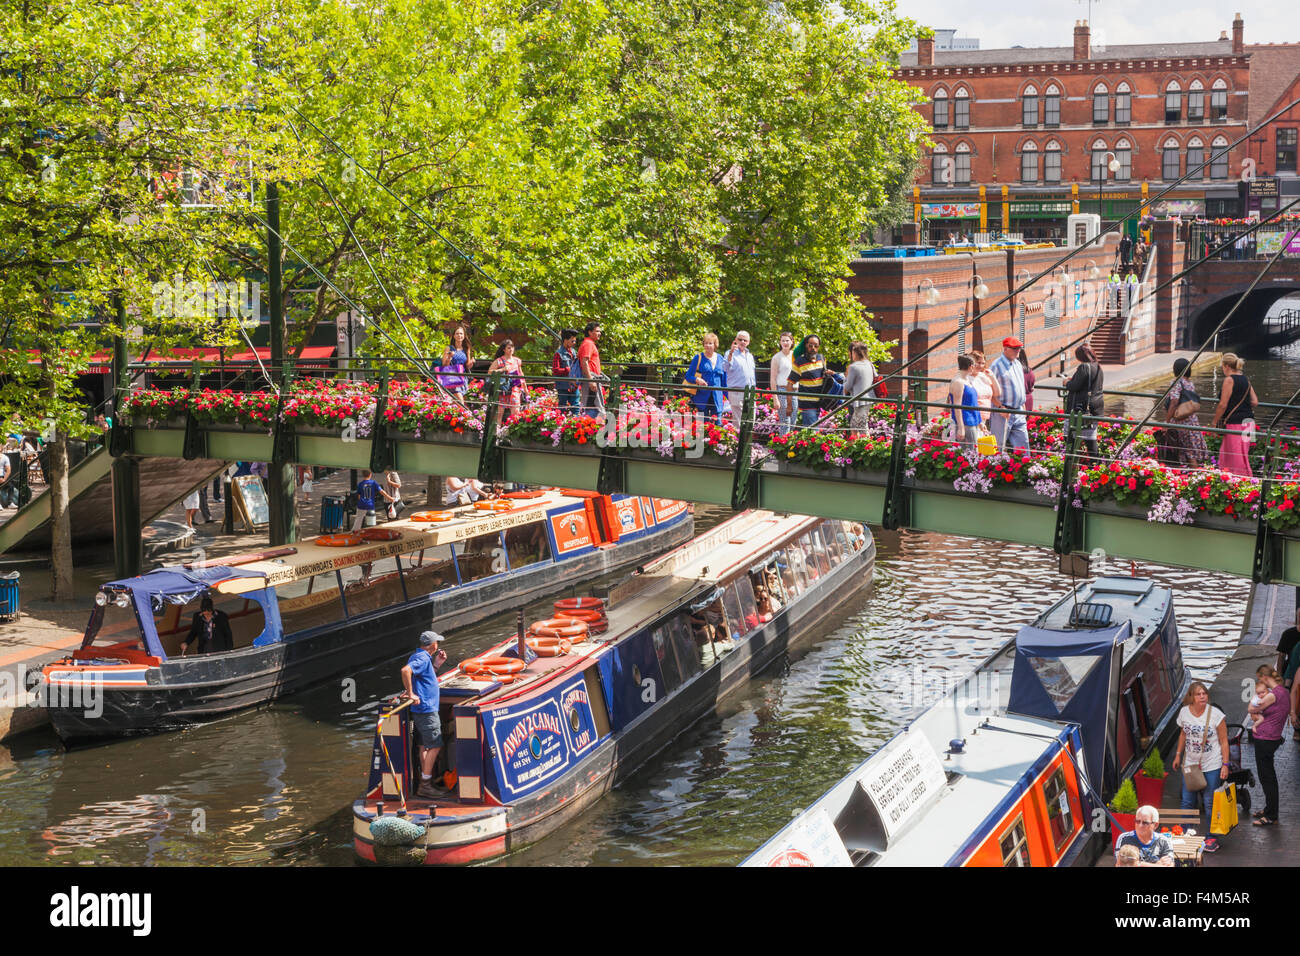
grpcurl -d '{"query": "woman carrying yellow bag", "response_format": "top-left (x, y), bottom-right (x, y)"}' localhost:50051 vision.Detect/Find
top-left (1171, 683), bottom-right (1229, 852)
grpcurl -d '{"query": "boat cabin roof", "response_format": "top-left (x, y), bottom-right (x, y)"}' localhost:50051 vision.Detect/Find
top-left (1034, 575), bottom-right (1169, 647)
top-left (171, 491), bottom-right (580, 595)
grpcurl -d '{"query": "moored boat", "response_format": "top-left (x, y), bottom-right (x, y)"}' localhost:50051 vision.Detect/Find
top-left (37, 490), bottom-right (691, 742)
top-left (352, 510), bottom-right (876, 865)
top-left (743, 575), bottom-right (1189, 867)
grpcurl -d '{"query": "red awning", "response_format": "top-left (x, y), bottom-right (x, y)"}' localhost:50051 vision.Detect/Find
top-left (143, 347), bottom-right (225, 364)
top-left (228, 346), bottom-right (337, 368)
top-left (26, 349), bottom-right (113, 374)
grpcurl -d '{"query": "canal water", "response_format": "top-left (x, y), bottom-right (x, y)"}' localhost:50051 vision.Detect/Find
top-left (3, 346), bottom-right (1298, 867)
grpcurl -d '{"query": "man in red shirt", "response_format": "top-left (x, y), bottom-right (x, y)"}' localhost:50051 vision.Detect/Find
top-left (578, 321), bottom-right (605, 417)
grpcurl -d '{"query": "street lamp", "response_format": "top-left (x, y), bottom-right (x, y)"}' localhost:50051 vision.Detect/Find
top-left (971, 275), bottom-right (989, 300)
top-left (1104, 151), bottom-right (1122, 174)
top-left (919, 278), bottom-right (941, 306)
top-left (1086, 258), bottom-right (1102, 280)
top-left (1055, 265), bottom-right (1073, 286)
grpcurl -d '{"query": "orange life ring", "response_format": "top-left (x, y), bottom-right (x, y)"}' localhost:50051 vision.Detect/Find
top-left (528, 618), bottom-right (588, 640)
top-left (553, 607), bottom-right (603, 623)
top-left (554, 610), bottom-right (607, 634)
top-left (461, 656), bottom-right (526, 677)
top-left (316, 534), bottom-right (364, 547)
top-left (358, 528), bottom-right (402, 541)
top-left (410, 511), bottom-right (454, 522)
top-left (554, 597), bottom-right (605, 612)
top-left (502, 490), bottom-right (545, 500)
top-left (525, 636), bottom-right (572, 657)
top-left (474, 500), bottom-right (513, 512)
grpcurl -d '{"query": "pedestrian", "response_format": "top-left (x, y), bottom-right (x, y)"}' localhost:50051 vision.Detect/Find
top-left (180, 596), bottom-right (234, 655)
top-left (989, 336), bottom-right (1029, 451)
top-left (1157, 358), bottom-right (1208, 468)
top-left (552, 329), bottom-right (581, 412)
top-left (1063, 345), bottom-right (1104, 461)
top-left (722, 330), bottom-right (756, 425)
top-left (1171, 682), bottom-right (1229, 850)
top-left (1248, 666), bottom-right (1289, 827)
top-left (297, 465), bottom-right (313, 502)
top-left (1210, 353), bottom-right (1257, 477)
top-left (787, 334), bottom-right (827, 427)
top-left (1113, 807), bottom-right (1175, 866)
top-left (445, 475), bottom-right (491, 506)
top-left (0, 452), bottom-right (15, 508)
top-left (183, 487), bottom-right (201, 528)
top-left (577, 321), bottom-right (606, 417)
top-left (250, 460), bottom-right (269, 481)
top-left (1276, 608), bottom-right (1300, 691)
top-left (685, 332), bottom-right (726, 421)
top-left (198, 485), bottom-right (213, 523)
top-left (383, 468), bottom-right (403, 520)
top-left (947, 354), bottom-right (982, 460)
top-left (487, 339), bottom-right (523, 426)
top-left (438, 323), bottom-right (472, 397)
top-left (1119, 232), bottom-right (1134, 270)
top-left (842, 341), bottom-right (876, 431)
top-left (967, 350), bottom-right (999, 427)
top-left (352, 468), bottom-right (387, 531)
top-left (401, 630), bottom-right (448, 799)
top-left (1018, 348), bottom-right (1036, 413)
top-left (769, 331), bottom-right (796, 434)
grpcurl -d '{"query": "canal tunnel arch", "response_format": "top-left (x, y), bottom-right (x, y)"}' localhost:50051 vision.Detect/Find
top-left (1188, 285), bottom-right (1300, 353)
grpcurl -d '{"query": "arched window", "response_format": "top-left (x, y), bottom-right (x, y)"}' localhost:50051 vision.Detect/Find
top-left (1090, 138), bottom-right (1110, 182)
top-left (954, 141), bottom-right (972, 184)
top-left (1044, 83), bottom-right (1061, 127)
top-left (932, 88), bottom-right (949, 129)
top-left (1210, 135), bottom-right (1230, 179)
top-left (1022, 84), bottom-right (1039, 126)
top-left (1092, 82), bottom-right (1109, 124)
top-left (1021, 141), bottom-right (1039, 183)
top-left (1115, 81), bottom-right (1133, 124)
top-left (1186, 136), bottom-right (1206, 178)
top-left (1165, 79), bottom-right (1182, 123)
top-left (930, 143), bottom-right (950, 184)
top-left (953, 87), bottom-right (970, 129)
top-left (1188, 79), bottom-right (1205, 121)
top-left (1162, 135), bottom-right (1181, 180)
top-left (1044, 140), bottom-right (1062, 183)
top-left (1211, 78), bottom-right (1228, 121)
top-left (1113, 137), bottom-right (1132, 181)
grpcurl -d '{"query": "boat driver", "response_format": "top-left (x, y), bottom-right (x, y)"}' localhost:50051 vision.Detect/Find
top-left (180, 596), bottom-right (234, 655)
top-left (401, 630), bottom-right (449, 800)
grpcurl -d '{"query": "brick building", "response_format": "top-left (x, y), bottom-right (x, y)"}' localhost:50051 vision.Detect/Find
top-left (892, 16), bottom-right (1291, 244)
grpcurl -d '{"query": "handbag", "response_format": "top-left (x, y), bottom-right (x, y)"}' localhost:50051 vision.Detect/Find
top-left (683, 354), bottom-right (704, 398)
top-left (1183, 707), bottom-right (1214, 793)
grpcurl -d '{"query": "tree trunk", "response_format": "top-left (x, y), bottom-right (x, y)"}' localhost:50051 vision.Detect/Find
top-left (48, 431), bottom-right (74, 600)
top-left (427, 475), bottom-right (444, 510)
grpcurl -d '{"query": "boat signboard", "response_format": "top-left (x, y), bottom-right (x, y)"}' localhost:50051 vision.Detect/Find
top-left (482, 673), bottom-right (603, 800)
top-left (750, 807), bottom-right (853, 867)
top-left (856, 726), bottom-right (949, 847)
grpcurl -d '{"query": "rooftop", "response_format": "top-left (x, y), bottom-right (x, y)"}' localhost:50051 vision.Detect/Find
top-left (898, 39), bottom-right (1236, 69)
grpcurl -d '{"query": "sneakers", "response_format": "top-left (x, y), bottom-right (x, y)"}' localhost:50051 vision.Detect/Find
top-left (1202, 837), bottom-right (1219, 853)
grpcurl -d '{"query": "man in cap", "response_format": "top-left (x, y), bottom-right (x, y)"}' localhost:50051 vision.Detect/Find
top-left (401, 630), bottom-right (449, 799)
top-left (989, 336), bottom-right (1029, 452)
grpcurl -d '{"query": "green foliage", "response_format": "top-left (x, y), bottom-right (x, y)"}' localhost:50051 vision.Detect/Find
top-left (1110, 778), bottom-right (1139, 814)
top-left (1141, 750), bottom-right (1167, 780)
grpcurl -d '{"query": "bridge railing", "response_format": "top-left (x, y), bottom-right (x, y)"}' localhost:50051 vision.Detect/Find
top-left (1187, 220), bottom-right (1300, 261)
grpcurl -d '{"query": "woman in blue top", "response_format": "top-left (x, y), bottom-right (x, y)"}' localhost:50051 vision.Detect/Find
top-left (439, 324), bottom-right (472, 397)
top-left (685, 332), bottom-right (726, 420)
top-left (947, 354), bottom-right (982, 460)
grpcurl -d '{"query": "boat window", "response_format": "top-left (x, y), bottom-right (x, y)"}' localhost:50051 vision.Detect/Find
top-left (721, 584), bottom-right (744, 637)
top-left (667, 613), bottom-right (703, 679)
top-left (280, 571), bottom-right (345, 636)
top-left (795, 536), bottom-right (819, 582)
top-left (689, 597), bottom-right (732, 662)
top-left (84, 599), bottom-right (144, 649)
top-left (652, 625), bottom-right (683, 693)
top-left (402, 549), bottom-right (457, 598)
top-left (339, 557), bottom-right (407, 617)
top-left (504, 522), bottom-right (550, 569)
top-left (732, 577), bottom-right (759, 634)
top-left (751, 573), bottom-right (778, 622)
top-left (157, 591), bottom-right (266, 657)
top-left (818, 521), bottom-right (844, 565)
top-left (779, 548), bottom-right (806, 596)
top-left (999, 817), bottom-right (1032, 867)
top-left (1042, 767), bottom-right (1076, 851)
top-left (458, 532), bottom-right (507, 581)
top-left (1026, 655), bottom-right (1101, 712)
top-left (847, 522), bottom-right (868, 552)
top-left (809, 530), bottom-right (832, 575)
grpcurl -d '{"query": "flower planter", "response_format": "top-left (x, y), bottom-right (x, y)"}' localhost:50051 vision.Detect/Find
top-left (500, 437), bottom-right (601, 455)
top-left (200, 421), bottom-right (273, 434)
top-left (293, 423), bottom-right (355, 437)
top-left (1111, 812), bottom-right (1137, 847)
top-left (390, 428), bottom-right (481, 445)
top-left (1086, 498), bottom-right (1252, 531)
top-left (129, 415), bottom-right (186, 430)
top-left (777, 460), bottom-right (843, 479)
top-left (1134, 771), bottom-right (1166, 809)
top-left (843, 467), bottom-right (889, 486)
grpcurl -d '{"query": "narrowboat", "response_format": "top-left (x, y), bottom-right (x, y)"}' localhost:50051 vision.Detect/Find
top-left (743, 575), bottom-right (1190, 867)
top-left (352, 510), bottom-right (876, 865)
top-left (37, 490), bottom-right (692, 742)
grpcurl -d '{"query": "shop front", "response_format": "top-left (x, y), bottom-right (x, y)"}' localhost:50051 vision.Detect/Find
top-left (1008, 200), bottom-right (1071, 242)
top-left (918, 200), bottom-right (981, 244)
top-left (1077, 190), bottom-right (1146, 239)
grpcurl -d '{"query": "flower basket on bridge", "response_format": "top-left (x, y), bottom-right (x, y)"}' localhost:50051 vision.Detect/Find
top-left (121, 387), bottom-right (189, 430)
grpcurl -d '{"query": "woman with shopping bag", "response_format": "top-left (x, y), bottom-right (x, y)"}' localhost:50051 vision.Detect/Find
top-left (1248, 666), bottom-right (1289, 826)
top-left (1171, 682), bottom-right (1230, 852)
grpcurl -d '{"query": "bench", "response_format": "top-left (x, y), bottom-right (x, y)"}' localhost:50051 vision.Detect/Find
top-left (1158, 809), bottom-right (1205, 866)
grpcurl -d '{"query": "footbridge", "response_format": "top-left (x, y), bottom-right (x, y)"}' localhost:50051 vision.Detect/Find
top-left (109, 379), bottom-right (1300, 588)
top-left (1181, 223), bottom-right (1300, 350)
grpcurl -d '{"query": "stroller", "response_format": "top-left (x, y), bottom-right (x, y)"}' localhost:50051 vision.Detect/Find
top-left (1223, 722), bottom-right (1256, 818)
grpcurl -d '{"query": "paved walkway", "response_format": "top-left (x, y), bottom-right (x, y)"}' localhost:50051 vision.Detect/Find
top-left (0, 468), bottom-right (441, 739)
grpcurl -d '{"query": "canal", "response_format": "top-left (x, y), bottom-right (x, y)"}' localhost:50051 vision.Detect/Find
top-left (2, 345), bottom-right (1297, 867)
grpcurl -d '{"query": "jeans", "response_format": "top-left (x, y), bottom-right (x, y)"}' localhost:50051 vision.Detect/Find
top-left (582, 380), bottom-right (605, 419)
top-left (990, 413), bottom-right (1029, 452)
top-left (799, 408), bottom-right (820, 427)
top-left (1180, 766), bottom-right (1222, 831)
top-left (556, 388), bottom-right (579, 412)
top-left (1255, 736), bottom-right (1282, 818)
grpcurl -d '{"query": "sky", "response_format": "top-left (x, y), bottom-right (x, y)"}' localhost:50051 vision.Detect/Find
top-left (894, 2), bottom-right (1296, 51)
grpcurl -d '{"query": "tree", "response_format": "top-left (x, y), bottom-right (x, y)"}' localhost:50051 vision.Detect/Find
top-left (0, 0), bottom-right (308, 597)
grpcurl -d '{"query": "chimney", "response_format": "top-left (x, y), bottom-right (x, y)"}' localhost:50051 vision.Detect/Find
top-left (917, 34), bottom-right (935, 66)
top-left (1073, 20), bottom-right (1091, 60)
top-left (1219, 30), bottom-right (1228, 41)
top-left (1232, 13), bottom-right (1244, 55)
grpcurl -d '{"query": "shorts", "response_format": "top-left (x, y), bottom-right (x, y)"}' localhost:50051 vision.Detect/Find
top-left (412, 710), bottom-right (443, 749)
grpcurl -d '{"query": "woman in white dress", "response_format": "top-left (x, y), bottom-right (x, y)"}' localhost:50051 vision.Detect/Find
top-left (769, 331), bottom-right (795, 434)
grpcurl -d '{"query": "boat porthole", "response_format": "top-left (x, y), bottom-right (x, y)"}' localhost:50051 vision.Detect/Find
top-left (569, 707), bottom-right (581, 733)
top-left (529, 734), bottom-right (544, 760)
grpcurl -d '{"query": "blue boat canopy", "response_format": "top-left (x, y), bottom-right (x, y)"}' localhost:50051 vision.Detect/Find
top-left (1008, 622), bottom-right (1130, 795)
top-left (108, 566), bottom-right (266, 612)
